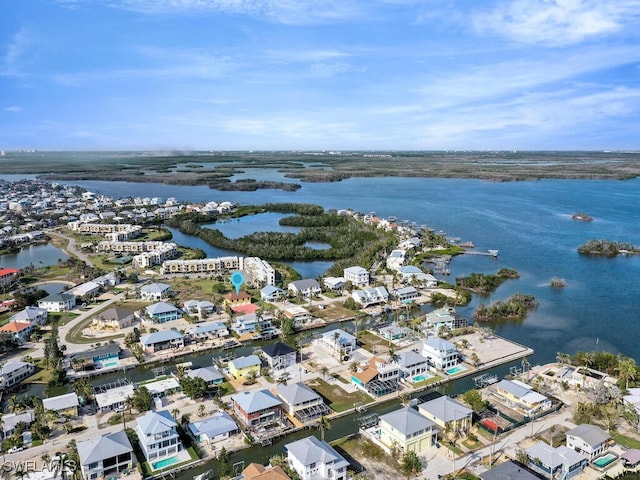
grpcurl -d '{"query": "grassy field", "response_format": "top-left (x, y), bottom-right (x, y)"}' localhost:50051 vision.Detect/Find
top-left (613, 433), bottom-right (640, 450)
top-left (307, 378), bottom-right (371, 412)
top-left (357, 330), bottom-right (392, 355)
top-left (311, 303), bottom-right (354, 322)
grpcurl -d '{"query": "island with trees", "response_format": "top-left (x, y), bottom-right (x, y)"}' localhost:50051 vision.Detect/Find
top-left (577, 239), bottom-right (640, 256)
top-left (474, 293), bottom-right (538, 322)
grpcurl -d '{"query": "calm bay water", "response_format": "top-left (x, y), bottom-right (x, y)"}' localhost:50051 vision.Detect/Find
top-left (50, 176), bottom-right (640, 365)
top-left (0, 243), bottom-right (68, 269)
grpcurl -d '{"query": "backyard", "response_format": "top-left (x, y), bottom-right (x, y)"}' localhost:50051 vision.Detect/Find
top-left (307, 377), bottom-right (371, 412)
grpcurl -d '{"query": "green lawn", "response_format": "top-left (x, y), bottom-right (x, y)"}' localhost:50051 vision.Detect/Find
top-left (307, 378), bottom-right (371, 412)
top-left (412, 374), bottom-right (443, 389)
top-left (357, 330), bottom-right (391, 354)
top-left (612, 433), bottom-right (640, 450)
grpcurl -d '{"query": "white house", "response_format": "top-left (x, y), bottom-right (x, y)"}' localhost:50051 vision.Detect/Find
top-left (398, 265), bottom-right (432, 284)
top-left (135, 410), bottom-right (183, 464)
top-left (275, 382), bottom-right (331, 423)
top-left (140, 330), bottom-right (185, 353)
top-left (343, 266), bottom-right (369, 287)
top-left (260, 285), bottom-right (286, 302)
top-left (8, 306), bottom-right (48, 325)
top-left (566, 424), bottom-right (611, 460)
top-left (323, 277), bottom-right (346, 291)
top-left (261, 342), bottom-right (298, 370)
top-left (188, 411), bottom-right (239, 445)
top-left (422, 337), bottom-right (459, 371)
top-left (352, 286), bottom-right (389, 308)
top-left (525, 442), bottom-right (587, 480)
top-left (321, 328), bottom-right (357, 356)
top-left (395, 350), bottom-right (429, 379)
top-left (285, 435), bottom-right (350, 480)
top-left (288, 279), bottom-right (321, 299)
top-left (139, 282), bottom-right (172, 301)
top-left (38, 292), bottom-right (76, 312)
top-left (386, 249), bottom-right (406, 271)
top-left (77, 430), bottom-right (135, 480)
top-left (0, 361), bottom-right (35, 389)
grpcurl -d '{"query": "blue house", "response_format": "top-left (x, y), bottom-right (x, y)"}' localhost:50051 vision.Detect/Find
top-left (145, 302), bottom-right (182, 323)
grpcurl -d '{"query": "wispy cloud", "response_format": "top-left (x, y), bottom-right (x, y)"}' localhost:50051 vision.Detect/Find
top-left (1, 29), bottom-right (32, 77)
top-left (3, 106), bottom-right (22, 112)
top-left (473, 0), bottom-right (640, 46)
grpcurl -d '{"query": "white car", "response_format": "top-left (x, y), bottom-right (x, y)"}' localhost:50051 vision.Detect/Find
top-left (8, 446), bottom-right (24, 454)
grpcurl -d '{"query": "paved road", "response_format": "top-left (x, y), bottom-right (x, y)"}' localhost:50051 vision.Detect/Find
top-left (47, 230), bottom-right (95, 267)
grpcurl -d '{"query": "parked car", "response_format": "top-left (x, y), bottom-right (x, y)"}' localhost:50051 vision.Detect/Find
top-left (8, 446), bottom-right (24, 454)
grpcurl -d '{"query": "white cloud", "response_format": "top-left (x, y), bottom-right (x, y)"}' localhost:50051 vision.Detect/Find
top-left (474, 0), bottom-right (640, 46)
top-left (3, 106), bottom-right (22, 112)
top-left (1, 29), bottom-right (32, 77)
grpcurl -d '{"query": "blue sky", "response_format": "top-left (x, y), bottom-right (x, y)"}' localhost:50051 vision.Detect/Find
top-left (1, 0), bottom-right (640, 150)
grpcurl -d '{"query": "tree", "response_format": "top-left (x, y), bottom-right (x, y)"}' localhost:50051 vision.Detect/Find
top-left (317, 415), bottom-right (331, 441)
top-left (198, 404), bottom-right (207, 417)
top-left (332, 331), bottom-right (341, 357)
top-left (131, 386), bottom-right (154, 412)
top-left (171, 408), bottom-right (180, 420)
top-left (616, 356), bottom-right (637, 390)
top-left (401, 451), bottom-right (422, 479)
top-left (462, 389), bottom-right (488, 413)
top-left (217, 446), bottom-right (232, 478)
top-left (320, 366), bottom-right (329, 379)
top-left (181, 376), bottom-right (207, 399)
top-left (73, 377), bottom-right (94, 404)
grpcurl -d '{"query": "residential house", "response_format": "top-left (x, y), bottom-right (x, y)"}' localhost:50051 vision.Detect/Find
top-left (135, 410), bottom-right (183, 463)
top-left (320, 329), bottom-right (357, 357)
top-left (70, 281), bottom-right (101, 299)
top-left (8, 306), bottom-right (48, 325)
top-left (183, 299), bottom-right (215, 317)
top-left (399, 237), bottom-right (422, 250)
top-left (223, 291), bottom-right (253, 308)
top-left (261, 342), bottom-right (298, 370)
top-left (493, 379), bottom-right (552, 417)
top-left (93, 272), bottom-right (120, 288)
top-left (566, 424), bottom-right (611, 461)
top-left (0, 361), bottom-right (34, 389)
top-left (0, 268), bottom-right (19, 290)
top-left (145, 302), bottom-right (182, 323)
top-left (38, 292), bottom-right (76, 312)
top-left (378, 324), bottom-right (410, 342)
top-left (285, 435), bottom-right (350, 480)
top-left (188, 411), bottom-right (239, 445)
top-left (422, 337), bottom-right (459, 371)
top-left (287, 279), bottom-right (321, 299)
top-left (184, 366), bottom-right (225, 389)
top-left (139, 377), bottom-right (181, 399)
top-left (230, 313), bottom-right (274, 336)
top-left (228, 355), bottom-right (261, 380)
top-left (343, 266), bottom-right (369, 287)
top-left (417, 396), bottom-right (473, 435)
top-left (479, 460), bottom-right (541, 480)
top-left (323, 277), bottom-right (346, 291)
top-left (77, 430), bottom-right (135, 480)
top-left (395, 350), bottom-right (430, 380)
top-left (139, 282), bottom-right (172, 301)
top-left (140, 330), bottom-right (185, 354)
top-left (260, 285), bottom-right (286, 302)
top-left (352, 286), bottom-right (389, 308)
top-left (95, 384), bottom-right (135, 413)
top-left (92, 307), bottom-right (135, 330)
top-left (525, 442), bottom-right (587, 480)
top-left (386, 249), bottom-right (406, 271)
top-left (281, 305), bottom-right (312, 329)
top-left (398, 265), bottom-right (432, 284)
top-left (0, 321), bottom-right (33, 344)
top-left (42, 392), bottom-right (79, 417)
top-left (68, 343), bottom-right (121, 371)
top-left (1, 410), bottom-right (35, 439)
top-left (394, 286), bottom-right (419, 303)
top-left (352, 357), bottom-right (401, 397)
top-left (424, 305), bottom-right (468, 332)
top-left (240, 463), bottom-right (291, 480)
top-left (378, 406), bottom-right (437, 455)
top-left (231, 390), bottom-right (283, 428)
top-left (275, 382), bottom-right (331, 423)
top-left (189, 322), bottom-right (229, 341)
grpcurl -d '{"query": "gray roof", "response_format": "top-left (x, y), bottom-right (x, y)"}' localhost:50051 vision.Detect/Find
top-left (526, 442), bottom-right (585, 469)
top-left (480, 460), bottom-right (541, 480)
top-left (185, 366), bottom-right (225, 383)
top-left (261, 342), bottom-right (297, 358)
top-left (567, 424), bottom-right (611, 447)
top-left (395, 286), bottom-right (418, 295)
top-left (396, 350), bottom-right (428, 368)
top-left (418, 396), bottom-right (472, 423)
top-left (136, 410), bottom-right (176, 435)
top-left (77, 430), bottom-right (133, 466)
top-left (379, 407), bottom-right (435, 437)
top-left (285, 435), bottom-right (350, 469)
top-left (1, 410), bottom-right (35, 434)
top-left (140, 282), bottom-right (171, 293)
top-left (229, 355), bottom-right (261, 370)
top-left (190, 322), bottom-right (227, 335)
top-left (621, 449), bottom-right (640, 466)
top-left (70, 343), bottom-right (120, 362)
top-left (424, 337), bottom-right (456, 352)
top-left (231, 389), bottom-right (281, 414)
top-left (399, 265), bottom-right (423, 274)
top-left (94, 307), bottom-right (134, 322)
top-left (496, 379), bottom-right (530, 398)
top-left (42, 392), bottom-right (79, 412)
top-left (140, 329), bottom-right (184, 345)
top-left (0, 361), bottom-right (33, 376)
top-left (289, 279), bottom-right (321, 290)
top-left (146, 301), bottom-right (181, 316)
top-left (276, 382), bottom-right (322, 406)
top-left (9, 306), bottom-right (47, 322)
top-left (40, 292), bottom-right (75, 303)
top-left (261, 285), bottom-right (284, 295)
top-left (189, 411), bottom-right (238, 439)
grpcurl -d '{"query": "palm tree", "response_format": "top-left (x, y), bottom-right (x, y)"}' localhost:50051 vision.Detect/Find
top-left (175, 364), bottom-right (187, 381)
top-left (320, 366), bottom-right (329, 380)
top-left (8, 395), bottom-right (21, 413)
top-left (171, 408), bottom-right (181, 420)
top-left (317, 415), bottom-right (331, 441)
top-left (180, 413), bottom-right (191, 427)
top-left (387, 345), bottom-right (398, 363)
top-left (616, 356), bottom-right (637, 390)
top-left (198, 404), bottom-right (207, 417)
top-left (332, 331), bottom-right (341, 358)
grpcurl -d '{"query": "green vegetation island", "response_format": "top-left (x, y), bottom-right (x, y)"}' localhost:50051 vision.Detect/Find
top-left (577, 239), bottom-right (640, 256)
top-left (3, 150), bottom-right (640, 191)
top-left (455, 268), bottom-right (519, 294)
top-left (474, 293), bottom-right (538, 322)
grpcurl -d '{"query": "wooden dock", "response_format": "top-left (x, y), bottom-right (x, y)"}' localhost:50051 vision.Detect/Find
top-left (463, 249), bottom-right (498, 257)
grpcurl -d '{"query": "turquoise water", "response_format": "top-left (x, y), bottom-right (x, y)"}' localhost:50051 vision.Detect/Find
top-left (152, 456), bottom-right (179, 470)
top-left (413, 373), bottom-right (432, 382)
top-left (100, 360), bottom-right (119, 368)
top-left (593, 453), bottom-right (617, 468)
top-left (446, 365), bottom-right (468, 375)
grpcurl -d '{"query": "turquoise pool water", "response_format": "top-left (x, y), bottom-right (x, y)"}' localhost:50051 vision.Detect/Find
top-left (446, 365), bottom-right (468, 375)
top-left (413, 373), bottom-right (432, 382)
top-left (593, 453), bottom-right (617, 468)
top-left (100, 360), bottom-right (119, 368)
top-left (152, 456), bottom-right (179, 470)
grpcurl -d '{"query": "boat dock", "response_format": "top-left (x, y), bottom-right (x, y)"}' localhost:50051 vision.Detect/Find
top-left (463, 249), bottom-right (499, 257)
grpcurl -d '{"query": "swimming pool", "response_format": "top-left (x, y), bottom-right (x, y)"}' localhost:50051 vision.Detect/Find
top-left (413, 373), bottom-right (433, 382)
top-left (152, 456), bottom-right (179, 470)
top-left (100, 360), bottom-right (119, 368)
top-left (446, 365), bottom-right (468, 375)
top-left (592, 453), bottom-right (617, 468)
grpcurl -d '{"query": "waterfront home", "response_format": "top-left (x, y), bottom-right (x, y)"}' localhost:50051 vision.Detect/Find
top-left (566, 424), bottom-right (611, 461)
top-left (42, 392), bottom-right (79, 417)
top-left (0, 361), bottom-right (35, 389)
top-left (623, 387), bottom-right (640, 414)
top-left (140, 330), bottom-right (185, 354)
top-left (243, 257), bottom-right (276, 286)
top-left (231, 389), bottom-right (283, 428)
top-left (378, 324), bottom-right (410, 342)
top-left (1, 410), bottom-right (35, 439)
top-left (0, 321), bottom-right (33, 344)
top-left (320, 328), bottom-right (357, 357)
top-left (620, 450), bottom-right (640, 469)
top-left (399, 236), bottom-right (422, 250)
top-left (223, 291), bottom-right (253, 308)
top-left (424, 305), bottom-right (468, 331)
top-left (287, 279), bottom-right (322, 299)
top-left (275, 382), bottom-right (331, 423)
top-left (377, 406), bottom-right (437, 456)
top-left (93, 271), bottom-right (119, 287)
top-left (525, 442), bottom-right (586, 480)
top-left (144, 301), bottom-right (182, 323)
top-left (38, 291), bottom-right (76, 312)
top-left (139, 282), bottom-right (172, 301)
top-left (188, 411), bottom-right (239, 445)
top-left (343, 266), bottom-right (369, 287)
top-left (8, 306), bottom-right (48, 325)
top-left (398, 265), bottom-right (432, 284)
top-left (77, 430), bottom-right (135, 480)
top-left (230, 312), bottom-right (274, 336)
top-left (183, 299), bottom-right (216, 317)
top-left (261, 342), bottom-right (297, 371)
top-left (92, 307), bottom-right (135, 330)
top-left (352, 286), bottom-right (389, 308)
top-left (393, 286), bottom-right (420, 303)
top-left (386, 249), bottom-right (406, 271)
top-left (0, 267), bottom-right (19, 290)
top-left (228, 355), bottom-right (261, 380)
top-left (69, 281), bottom-right (101, 299)
top-left (352, 357), bottom-right (401, 397)
top-left (140, 377), bottom-right (182, 399)
top-left (281, 305), bottom-right (312, 328)
top-left (136, 410), bottom-right (183, 464)
top-left (68, 343), bottom-right (121, 371)
top-left (285, 435), bottom-right (349, 480)
top-left (184, 365), bottom-right (225, 389)
top-left (417, 396), bottom-right (473, 435)
top-left (260, 285), bottom-right (286, 302)
top-left (493, 379), bottom-right (552, 417)
top-left (188, 321), bottom-right (229, 341)
top-left (480, 460), bottom-right (541, 480)
top-left (395, 350), bottom-right (430, 379)
top-left (95, 384), bottom-right (135, 413)
top-left (422, 337), bottom-right (459, 371)
top-left (323, 276), bottom-right (346, 291)
top-left (241, 463), bottom-right (291, 480)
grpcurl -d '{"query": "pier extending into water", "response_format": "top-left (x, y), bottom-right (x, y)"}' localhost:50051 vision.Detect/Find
top-left (463, 249), bottom-right (499, 257)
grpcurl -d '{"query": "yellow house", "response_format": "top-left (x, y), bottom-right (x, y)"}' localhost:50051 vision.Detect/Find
top-left (417, 395), bottom-right (473, 435)
top-left (228, 355), bottom-right (261, 380)
top-left (378, 407), bottom-right (437, 455)
top-left (494, 379), bottom-right (552, 416)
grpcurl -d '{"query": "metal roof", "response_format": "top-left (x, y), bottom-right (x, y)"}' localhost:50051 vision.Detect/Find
top-left (231, 389), bottom-right (281, 414)
top-left (379, 407), bottom-right (435, 437)
top-left (77, 430), bottom-right (133, 466)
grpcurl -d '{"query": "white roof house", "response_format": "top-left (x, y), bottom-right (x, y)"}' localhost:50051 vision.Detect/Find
top-left (95, 384), bottom-right (135, 412)
top-left (139, 282), bottom-right (172, 301)
top-left (42, 392), bottom-right (79, 415)
top-left (352, 286), bottom-right (389, 307)
top-left (285, 435), bottom-right (350, 480)
top-left (566, 424), bottom-right (611, 460)
top-left (343, 266), bottom-right (369, 287)
top-left (378, 406), bottom-right (437, 456)
top-left (525, 442), bottom-right (586, 480)
top-left (188, 411), bottom-right (239, 444)
top-left (77, 430), bottom-right (134, 480)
